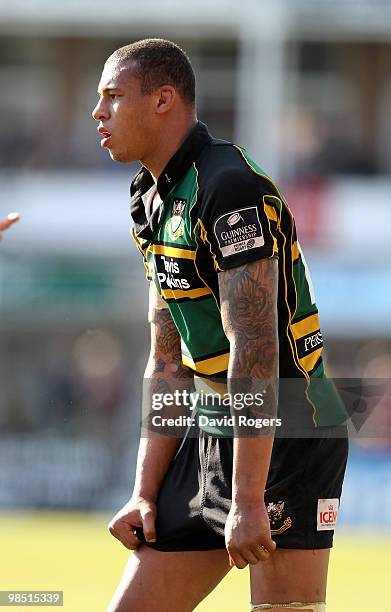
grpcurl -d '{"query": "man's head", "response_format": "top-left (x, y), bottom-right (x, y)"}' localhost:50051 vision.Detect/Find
top-left (92, 38), bottom-right (196, 164)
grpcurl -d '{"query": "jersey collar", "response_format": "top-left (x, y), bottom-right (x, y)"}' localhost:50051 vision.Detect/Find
top-left (130, 121), bottom-right (212, 240)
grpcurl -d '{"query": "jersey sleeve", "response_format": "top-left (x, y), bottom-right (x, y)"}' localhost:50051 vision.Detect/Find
top-left (198, 167), bottom-right (280, 271)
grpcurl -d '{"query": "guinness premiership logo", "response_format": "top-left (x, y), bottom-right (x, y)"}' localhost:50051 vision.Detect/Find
top-left (213, 206), bottom-right (264, 257)
top-left (166, 198), bottom-right (186, 241)
top-left (227, 212), bottom-right (243, 226)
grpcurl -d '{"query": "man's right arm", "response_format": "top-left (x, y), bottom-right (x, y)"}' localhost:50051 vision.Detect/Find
top-left (108, 301), bottom-right (193, 549)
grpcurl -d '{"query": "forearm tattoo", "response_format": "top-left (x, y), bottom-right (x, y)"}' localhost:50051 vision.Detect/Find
top-left (143, 307), bottom-right (193, 436)
top-left (147, 307), bottom-right (193, 380)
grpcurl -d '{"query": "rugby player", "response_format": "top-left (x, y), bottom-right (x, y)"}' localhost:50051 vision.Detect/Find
top-left (92, 39), bottom-right (348, 612)
top-left (0, 213), bottom-right (20, 239)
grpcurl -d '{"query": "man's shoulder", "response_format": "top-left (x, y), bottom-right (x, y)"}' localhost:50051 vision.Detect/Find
top-left (196, 141), bottom-right (279, 198)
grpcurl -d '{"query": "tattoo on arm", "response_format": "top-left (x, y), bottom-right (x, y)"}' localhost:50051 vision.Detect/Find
top-left (143, 306), bottom-right (193, 437)
top-left (147, 307), bottom-right (193, 380)
top-left (218, 258), bottom-right (279, 379)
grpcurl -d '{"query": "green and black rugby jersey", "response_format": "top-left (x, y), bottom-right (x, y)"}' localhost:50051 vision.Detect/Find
top-left (130, 121), bottom-right (343, 426)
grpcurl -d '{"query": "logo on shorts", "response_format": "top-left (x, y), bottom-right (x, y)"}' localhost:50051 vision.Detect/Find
top-left (317, 498), bottom-right (339, 531)
top-left (267, 500), bottom-right (292, 535)
top-left (213, 206), bottom-right (264, 257)
top-left (166, 198), bottom-right (186, 241)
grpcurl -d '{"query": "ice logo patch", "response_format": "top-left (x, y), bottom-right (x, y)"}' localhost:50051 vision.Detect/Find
top-left (213, 206), bottom-right (264, 257)
top-left (317, 498), bottom-right (339, 531)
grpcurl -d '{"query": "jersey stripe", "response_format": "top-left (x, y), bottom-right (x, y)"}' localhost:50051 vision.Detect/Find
top-left (291, 240), bottom-right (300, 262)
top-left (291, 312), bottom-right (320, 340)
top-left (161, 286), bottom-right (212, 301)
top-left (264, 203), bottom-right (278, 222)
top-left (149, 244), bottom-right (196, 260)
top-left (182, 351), bottom-right (230, 375)
top-left (299, 347), bottom-right (323, 373)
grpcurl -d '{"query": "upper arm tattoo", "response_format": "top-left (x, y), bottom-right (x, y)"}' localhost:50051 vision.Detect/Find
top-left (218, 258), bottom-right (279, 379)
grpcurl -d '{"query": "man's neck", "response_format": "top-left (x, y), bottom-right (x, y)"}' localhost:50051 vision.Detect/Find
top-left (141, 116), bottom-right (197, 183)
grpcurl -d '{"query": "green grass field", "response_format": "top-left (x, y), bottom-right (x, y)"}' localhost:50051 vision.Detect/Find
top-left (0, 512), bottom-right (389, 611)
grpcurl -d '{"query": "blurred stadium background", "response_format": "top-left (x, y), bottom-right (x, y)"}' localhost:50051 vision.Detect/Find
top-left (0, 0), bottom-right (390, 610)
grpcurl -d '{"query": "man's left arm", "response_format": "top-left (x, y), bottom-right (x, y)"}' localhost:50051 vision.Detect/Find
top-left (218, 257), bottom-right (279, 569)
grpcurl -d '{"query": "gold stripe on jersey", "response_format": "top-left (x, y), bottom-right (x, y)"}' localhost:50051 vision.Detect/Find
top-left (299, 347), bottom-right (323, 373)
top-left (271, 199), bottom-right (318, 424)
top-left (274, 213), bottom-right (309, 379)
top-left (182, 351), bottom-right (230, 375)
top-left (263, 196), bottom-right (280, 257)
top-left (149, 244), bottom-right (196, 260)
top-left (292, 240), bottom-right (300, 263)
top-left (161, 286), bottom-right (212, 301)
top-left (197, 218), bottom-right (223, 272)
top-left (291, 312), bottom-right (320, 340)
top-left (264, 203), bottom-right (278, 223)
top-left (145, 260), bottom-right (153, 280)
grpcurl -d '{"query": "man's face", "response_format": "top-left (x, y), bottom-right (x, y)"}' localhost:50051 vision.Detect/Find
top-left (92, 61), bottom-right (157, 163)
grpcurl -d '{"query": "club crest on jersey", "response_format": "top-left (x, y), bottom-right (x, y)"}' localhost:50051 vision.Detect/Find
top-left (166, 198), bottom-right (186, 240)
top-left (267, 500), bottom-right (292, 535)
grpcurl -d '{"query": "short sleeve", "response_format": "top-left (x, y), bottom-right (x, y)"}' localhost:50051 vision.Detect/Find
top-left (198, 168), bottom-right (280, 271)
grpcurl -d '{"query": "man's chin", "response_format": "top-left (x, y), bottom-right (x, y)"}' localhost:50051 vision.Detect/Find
top-left (109, 150), bottom-right (129, 163)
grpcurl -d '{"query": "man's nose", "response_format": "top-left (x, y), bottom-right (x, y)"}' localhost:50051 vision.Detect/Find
top-left (92, 97), bottom-right (109, 122)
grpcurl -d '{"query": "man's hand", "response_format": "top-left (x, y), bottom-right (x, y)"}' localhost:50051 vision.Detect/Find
top-left (108, 497), bottom-right (157, 550)
top-left (0, 213), bottom-right (20, 239)
top-left (225, 499), bottom-right (276, 569)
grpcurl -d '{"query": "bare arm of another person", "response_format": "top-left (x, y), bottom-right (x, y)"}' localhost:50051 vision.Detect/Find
top-left (108, 295), bottom-right (193, 549)
top-left (218, 257), bottom-right (279, 569)
top-left (0, 213), bottom-right (20, 239)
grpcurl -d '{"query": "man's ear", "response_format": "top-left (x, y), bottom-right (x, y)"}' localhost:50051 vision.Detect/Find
top-left (156, 86), bottom-right (176, 114)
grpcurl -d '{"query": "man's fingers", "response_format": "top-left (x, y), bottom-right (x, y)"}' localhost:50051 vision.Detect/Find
top-left (227, 547), bottom-right (249, 569)
top-left (227, 534), bottom-right (277, 568)
top-left (108, 521), bottom-right (140, 550)
top-left (264, 537), bottom-right (276, 553)
top-left (250, 535), bottom-right (276, 561)
top-left (0, 213), bottom-right (20, 231)
top-left (241, 548), bottom-right (260, 565)
top-left (251, 544), bottom-right (271, 562)
top-left (7, 212), bottom-right (20, 223)
top-left (140, 508), bottom-right (156, 542)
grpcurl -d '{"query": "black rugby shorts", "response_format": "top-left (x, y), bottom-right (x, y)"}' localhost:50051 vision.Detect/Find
top-left (135, 428), bottom-right (348, 551)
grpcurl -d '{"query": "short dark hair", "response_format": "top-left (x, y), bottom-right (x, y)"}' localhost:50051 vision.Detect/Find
top-left (108, 38), bottom-right (196, 106)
